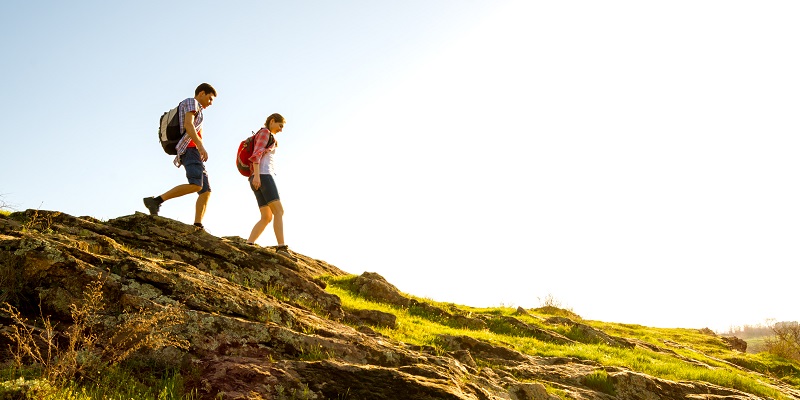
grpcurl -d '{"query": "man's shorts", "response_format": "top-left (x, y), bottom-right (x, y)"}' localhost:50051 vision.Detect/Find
top-left (180, 148), bottom-right (211, 194)
top-left (249, 174), bottom-right (280, 207)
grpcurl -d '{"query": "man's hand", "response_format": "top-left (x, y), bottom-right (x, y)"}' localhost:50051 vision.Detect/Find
top-left (197, 144), bottom-right (209, 162)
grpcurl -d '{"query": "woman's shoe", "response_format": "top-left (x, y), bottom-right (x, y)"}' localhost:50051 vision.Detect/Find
top-left (276, 245), bottom-right (293, 259)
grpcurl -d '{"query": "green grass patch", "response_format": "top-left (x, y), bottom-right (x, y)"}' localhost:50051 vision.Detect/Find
top-left (746, 336), bottom-right (769, 353)
top-left (582, 369), bottom-right (615, 396)
top-left (322, 274), bottom-right (799, 400)
top-left (298, 344), bottom-right (335, 361)
top-left (0, 365), bottom-right (196, 400)
top-left (533, 305), bottom-right (581, 320)
top-left (725, 352), bottom-right (800, 386)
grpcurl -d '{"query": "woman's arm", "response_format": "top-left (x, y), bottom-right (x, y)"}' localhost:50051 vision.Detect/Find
top-left (251, 162), bottom-right (261, 189)
top-left (249, 129), bottom-right (272, 163)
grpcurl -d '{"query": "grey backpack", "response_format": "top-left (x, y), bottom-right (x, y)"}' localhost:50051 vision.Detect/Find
top-left (158, 105), bottom-right (181, 155)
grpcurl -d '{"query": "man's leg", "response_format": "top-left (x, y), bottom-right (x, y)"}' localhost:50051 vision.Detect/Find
top-left (161, 184), bottom-right (202, 201)
top-left (195, 191), bottom-right (211, 225)
top-left (145, 148), bottom-right (205, 216)
top-left (144, 184), bottom-right (201, 216)
top-left (191, 164), bottom-right (211, 226)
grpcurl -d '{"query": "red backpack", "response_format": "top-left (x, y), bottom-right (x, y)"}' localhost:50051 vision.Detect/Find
top-left (236, 129), bottom-right (275, 177)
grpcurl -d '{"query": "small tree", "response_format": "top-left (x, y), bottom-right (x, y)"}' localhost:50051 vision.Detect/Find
top-left (0, 193), bottom-right (12, 212)
top-left (764, 321), bottom-right (800, 362)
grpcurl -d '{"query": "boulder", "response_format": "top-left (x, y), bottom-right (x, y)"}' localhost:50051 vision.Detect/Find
top-left (352, 272), bottom-right (410, 307)
top-left (721, 336), bottom-right (748, 353)
top-left (345, 308), bottom-right (397, 328)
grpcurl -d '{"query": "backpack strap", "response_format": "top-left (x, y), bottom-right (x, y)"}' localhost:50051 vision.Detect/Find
top-left (256, 127), bottom-right (276, 150)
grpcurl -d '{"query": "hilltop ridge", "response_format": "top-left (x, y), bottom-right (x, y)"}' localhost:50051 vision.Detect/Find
top-left (1, 209), bottom-right (799, 399)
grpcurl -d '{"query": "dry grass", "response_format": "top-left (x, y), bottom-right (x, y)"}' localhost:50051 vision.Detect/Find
top-left (1, 276), bottom-right (188, 385)
top-left (17, 208), bottom-right (59, 233)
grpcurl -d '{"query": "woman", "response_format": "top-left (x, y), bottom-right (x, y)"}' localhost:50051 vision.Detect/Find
top-left (246, 113), bottom-right (291, 257)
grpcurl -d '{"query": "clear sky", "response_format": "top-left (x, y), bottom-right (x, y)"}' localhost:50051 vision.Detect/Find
top-left (2, 1), bottom-right (798, 333)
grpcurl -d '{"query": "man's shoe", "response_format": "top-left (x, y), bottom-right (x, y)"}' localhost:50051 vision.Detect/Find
top-left (143, 197), bottom-right (161, 216)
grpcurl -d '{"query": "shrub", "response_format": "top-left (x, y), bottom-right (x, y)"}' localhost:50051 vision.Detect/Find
top-left (0, 194), bottom-right (13, 214)
top-left (1, 276), bottom-right (189, 385)
top-left (765, 322), bottom-right (800, 363)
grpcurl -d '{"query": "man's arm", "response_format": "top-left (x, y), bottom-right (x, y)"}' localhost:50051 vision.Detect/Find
top-left (184, 111), bottom-right (208, 161)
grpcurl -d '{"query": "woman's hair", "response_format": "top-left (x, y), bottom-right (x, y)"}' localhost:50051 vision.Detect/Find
top-left (265, 113), bottom-right (285, 126)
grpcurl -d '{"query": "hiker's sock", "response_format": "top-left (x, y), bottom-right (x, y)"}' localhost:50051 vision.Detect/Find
top-left (154, 196), bottom-right (164, 204)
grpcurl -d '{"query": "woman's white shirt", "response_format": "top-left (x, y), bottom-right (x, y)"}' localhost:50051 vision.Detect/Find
top-left (258, 147), bottom-right (276, 175)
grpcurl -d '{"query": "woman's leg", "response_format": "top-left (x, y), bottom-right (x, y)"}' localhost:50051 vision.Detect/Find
top-left (268, 200), bottom-right (285, 245)
top-left (247, 205), bottom-right (273, 244)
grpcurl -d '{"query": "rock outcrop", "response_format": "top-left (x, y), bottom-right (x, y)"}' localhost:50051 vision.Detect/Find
top-left (722, 336), bottom-right (748, 353)
top-left (0, 210), bottom-right (797, 400)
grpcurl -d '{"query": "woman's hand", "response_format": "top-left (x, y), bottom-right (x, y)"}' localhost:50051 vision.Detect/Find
top-left (252, 174), bottom-right (261, 190)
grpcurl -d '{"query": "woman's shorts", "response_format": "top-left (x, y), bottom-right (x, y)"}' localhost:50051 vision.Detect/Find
top-left (250, 174), bottom-right (280, 208)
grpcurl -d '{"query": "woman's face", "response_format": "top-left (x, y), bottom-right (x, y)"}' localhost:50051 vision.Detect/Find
top-left (269, 119), bottom-right (284, 133)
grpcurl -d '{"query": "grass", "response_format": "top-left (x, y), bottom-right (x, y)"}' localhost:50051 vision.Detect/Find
top-left (0, 366), bottom-right (197, 400)
top-left (582, 369), bottom-right (615, 396)
top-left (322, 274), bottom-right (800, 400)
top-left (747, 336), bottom-right (769, 353)
top-left (298, 344), bottom-right (335, 361)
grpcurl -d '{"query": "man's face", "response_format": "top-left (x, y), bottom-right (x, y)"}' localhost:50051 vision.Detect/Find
top-left (198, 92), bottom-right (216, 108)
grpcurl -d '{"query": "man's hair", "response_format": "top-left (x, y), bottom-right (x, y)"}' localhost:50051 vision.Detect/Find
top-left (195, 83), bottom-right (217, 96)
top-left (265, 113), bottom-right (285, 126)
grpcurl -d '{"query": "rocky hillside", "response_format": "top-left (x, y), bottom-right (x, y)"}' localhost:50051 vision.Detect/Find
top-left (1, 210), bottom-right (799, 399)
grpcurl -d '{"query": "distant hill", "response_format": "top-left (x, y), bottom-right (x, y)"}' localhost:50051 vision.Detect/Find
top-left (1, 210), bottom-right (800, 399)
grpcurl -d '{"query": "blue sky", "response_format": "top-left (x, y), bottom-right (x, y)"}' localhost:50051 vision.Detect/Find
top-left (2, 1), bottom-right (799, 332)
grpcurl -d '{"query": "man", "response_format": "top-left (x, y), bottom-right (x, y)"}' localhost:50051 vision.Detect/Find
top-left (143, 83), bottom-right (217, 229)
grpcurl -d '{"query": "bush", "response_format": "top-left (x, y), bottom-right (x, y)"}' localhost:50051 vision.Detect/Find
top-left (0, 194), bottom-right (13, 214)
top-left (764, 322), bottom-right (800, 363)
top-left (1, 276), bottom-right (188, 385)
